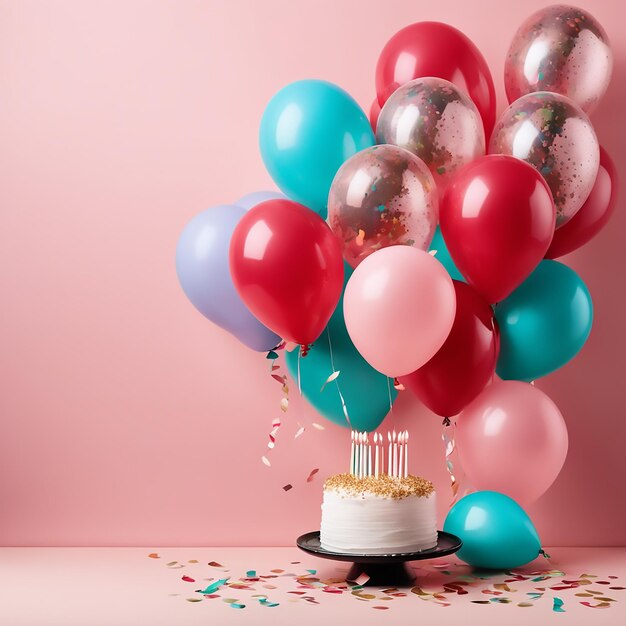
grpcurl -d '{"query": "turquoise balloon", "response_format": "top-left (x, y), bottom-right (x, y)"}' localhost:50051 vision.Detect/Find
top-left (286, 264), bottom-right (396, 430)
top-left (495, 260), bottom-right (593, 382)
top-left (429, 226), bottom-right (465, 282)
top-left (444, 491), bottom-right (541, 569)
top-left (259, 80), bottom-right (375, 218)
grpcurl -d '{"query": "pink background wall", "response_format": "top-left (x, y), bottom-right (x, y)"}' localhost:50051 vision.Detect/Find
top-left (1, 0), bottom-right (624, 547)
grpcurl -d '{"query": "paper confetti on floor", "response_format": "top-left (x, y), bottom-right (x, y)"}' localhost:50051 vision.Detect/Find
top-left (149, 553), bottom-right (625, 613)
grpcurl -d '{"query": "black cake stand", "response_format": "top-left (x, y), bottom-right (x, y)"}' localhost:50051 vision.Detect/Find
top-left (296, 530), bottom-right (462, 586)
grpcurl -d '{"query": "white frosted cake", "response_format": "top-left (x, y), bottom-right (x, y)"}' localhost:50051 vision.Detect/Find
top-left (320, 473), bottom-right (437, 554)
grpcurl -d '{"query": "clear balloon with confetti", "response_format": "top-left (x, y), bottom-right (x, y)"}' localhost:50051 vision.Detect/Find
top-left (327, 145), bottom-right (438, 268)
top-left (376, 77), bottom-right (485, 189)
top-left (489, 91), bottom-right (599, 227)
top-left (505, 5), bottom-right (612, 114)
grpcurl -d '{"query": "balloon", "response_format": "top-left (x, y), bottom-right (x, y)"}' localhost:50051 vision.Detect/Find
top-left (495, 260), bottom-right (593, 381)
top-left (547, 146), bottom-right (619, 258)
top-left (175, 206), bottom-right (280, 351)
top-left (327, 145), bottom-right (438, 268)
top-left (343, 246), bottom-right (456, 377)
top-left (440, 155), bottom-right (556, 303)
top-left (456, 380), bottom-right (569, 505)
top-left (234, 190), bottom-right (285, 211)
top-left (400, 281), bottom-right (499, 417)
top-left (375, 21), bottom-right (496, 137)
top-left (369, 98), bottom-right (381, 132)
top-left (505, 5), bottom-right (612, 114)
top-left (443, 491), bottom-right (542, 569)
top-left (229, 199), bottom-right (344, 346)
top-left (489, 92), bottom-right (599, 227)
top-left (377, 77), bottom-right (485, 189)
top-left (285, 264), bottom-right (396, 430)
top-left (259, 80), bottom-right (375, 218)
top-left (429, 226), bottom-right (464, 282)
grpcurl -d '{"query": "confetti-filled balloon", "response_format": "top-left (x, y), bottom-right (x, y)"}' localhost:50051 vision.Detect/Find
top-left (489, 92), bottom-right (599, 227)
top-left (376, 77), bottom-right (485, 189)
top-left (505, 5), bottom-right (613, 114)
top-left (328, 145), bottom-right (438, 268)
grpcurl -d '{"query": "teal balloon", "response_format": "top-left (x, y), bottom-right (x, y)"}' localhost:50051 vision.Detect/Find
top-left (444, 491), bottom-right (541, 569)
top-left (429, 226), bottom-right (465, 281)
top-left (259, 80), bottom-right (375, 218)
top-left (286, 264), bottom-right (396, 430)
top-left (495, 260), bottom-right (593, 382)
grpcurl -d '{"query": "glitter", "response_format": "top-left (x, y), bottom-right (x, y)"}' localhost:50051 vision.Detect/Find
top-left (324, 473), bottom-right (434, 499)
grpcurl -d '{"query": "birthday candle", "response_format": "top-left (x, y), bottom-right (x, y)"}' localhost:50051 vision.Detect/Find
top-left (404, 430), bottom-right (409, 478)
top-left (398, 431), bottom-right (404, 479)
top-left (374, 433), bottom-right (379, 478)
top-left (359, 432), bottom-right (365, 479)
top-left (350, 430), bottom-right (355, 475)
top-left (387, 431), bottom-right (392, 475)
top-left (368, 433), bottom-right (372, 477)
top-left (392, 429), bottom-right (398, 478)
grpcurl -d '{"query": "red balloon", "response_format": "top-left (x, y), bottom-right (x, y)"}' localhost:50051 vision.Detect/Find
top-left (440, 155), bottom-right (556, 303)
top-left (400, 281), bottom-right (499, 417)
top-left (229, 199), bottom-right (344, 346)
top-left (546, 146), bottom-right (618, 258)
top-left (369, 98), bottom-right (381, 133)
top-left (375, 22), bottom-right (496, 138)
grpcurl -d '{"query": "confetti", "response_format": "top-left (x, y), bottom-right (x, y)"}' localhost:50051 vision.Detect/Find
top-left (581, 601), bottom-right (611, 609)
top-left (261, 456), bottom-right (271, 467)
top-left (306, 468), bottom-right (319, 483)
top-left (352, 573), bottom-right (371, 586)
top-left (294, 426), bottom-right (305, 439)
top-left (282, 484), bottom-right (293, 491)
top-left (147, 553), bottom-right (159, 559)
top-left (208, 561), bottom-right (223, 568)
top-left (280, 398), bottom-right (288, 412)
top-left (181, 575), bottom-right (195, 583)
top-left (199, 578), bottom-right (229, 594)
top-left (312, 423), bottom-right (325, 430)
top-left (553, 597), bottom-right (565, 612)
top-left (320, 370), bottom-right (340, 392)
top-left (373, 605), bottom-right (389, 610)
top-left (188, 559), bottom-right (198, 564)
top-left (186, 598), bottom-right (202, 603)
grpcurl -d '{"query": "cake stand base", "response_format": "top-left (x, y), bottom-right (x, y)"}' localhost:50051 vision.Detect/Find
top-left (296, 530), bottom-right (462, 587)
top-left (346, 561), bottom-right (415, 586)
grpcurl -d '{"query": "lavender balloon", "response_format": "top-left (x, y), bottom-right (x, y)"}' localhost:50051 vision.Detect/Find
top-left (234, 190), bottom-right (285, 210)
top-left (176, 206), bottom-right (281, 351)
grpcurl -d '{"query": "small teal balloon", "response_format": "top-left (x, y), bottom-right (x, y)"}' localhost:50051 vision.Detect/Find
top-left (444, 491), bottom-right (541, 569)
top-left (429, 226), bottom-right (465, 282)
top-left (286, 263), bottom-right (396, 430)
top-left (495, 260), bottom-right (593, 381)
top-left (260, 80), bottom-right (375, 218)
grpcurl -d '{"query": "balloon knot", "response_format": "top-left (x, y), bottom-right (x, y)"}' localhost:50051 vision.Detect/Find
top-left (442, 417), bottom-right (451, 427)
top-left (300, 343), bottom-right (312, 357)
top-left (539, 548), bottom-right (551, 559)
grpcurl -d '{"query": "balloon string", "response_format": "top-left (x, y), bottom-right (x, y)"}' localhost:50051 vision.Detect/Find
top-left (326, 328), bottom-right (351, 427)
top-left (297, 346), bottom-right (302, 396)
top-left (386, 377), bottom-right (393, 415)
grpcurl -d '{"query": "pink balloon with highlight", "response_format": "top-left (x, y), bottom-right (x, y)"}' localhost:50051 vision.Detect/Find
top-left (456, 379), bottom-right (569, 506)
top-left (505, 5), bottom-right (612, 114)
top-left (328, 145), bottom-right (438, 268)
top-left (343, 246), bottom-right (456, 377)
top-left (376, 77), bottom-right (485, 189)
top-left (489, 91), bottom-right (599, 227)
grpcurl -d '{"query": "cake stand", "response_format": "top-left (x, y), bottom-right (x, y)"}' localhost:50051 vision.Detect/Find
top-left (296, 530), bottom-right (462, 586)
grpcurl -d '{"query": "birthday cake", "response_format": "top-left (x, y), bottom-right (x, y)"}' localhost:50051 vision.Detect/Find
top-left (320, 431), bottom-right (437, 555)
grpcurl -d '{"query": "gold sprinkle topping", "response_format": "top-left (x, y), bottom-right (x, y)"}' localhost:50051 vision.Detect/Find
top-left (324, 473), bottom-right (434, 499)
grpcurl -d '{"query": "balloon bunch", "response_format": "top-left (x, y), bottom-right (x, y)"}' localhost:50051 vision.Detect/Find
top-left (176, 6), bottom-right (616, 570)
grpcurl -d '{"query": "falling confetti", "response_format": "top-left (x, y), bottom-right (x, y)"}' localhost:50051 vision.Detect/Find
top-left (282, 484), bottom-right (293, 492)
top-left (553, 597), bottom-right (565, 612)
top-left (306, 468), bottom-right (319, 483)
top-left (294, 426), bottom-right (305, 439)
top-left (261, 456), bottom-right (271, 467)
top-left (312, 423), bottom-right (325, 430)
top-left (147, 553), bottom-right (159, 559)
top-left (320, 370), bottom-right (340, 392)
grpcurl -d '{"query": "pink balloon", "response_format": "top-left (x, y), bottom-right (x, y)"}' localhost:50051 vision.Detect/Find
top-left (343, 246), bottom-right (456, 377)
top-left (457, 380), bottom-right (568, 505)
